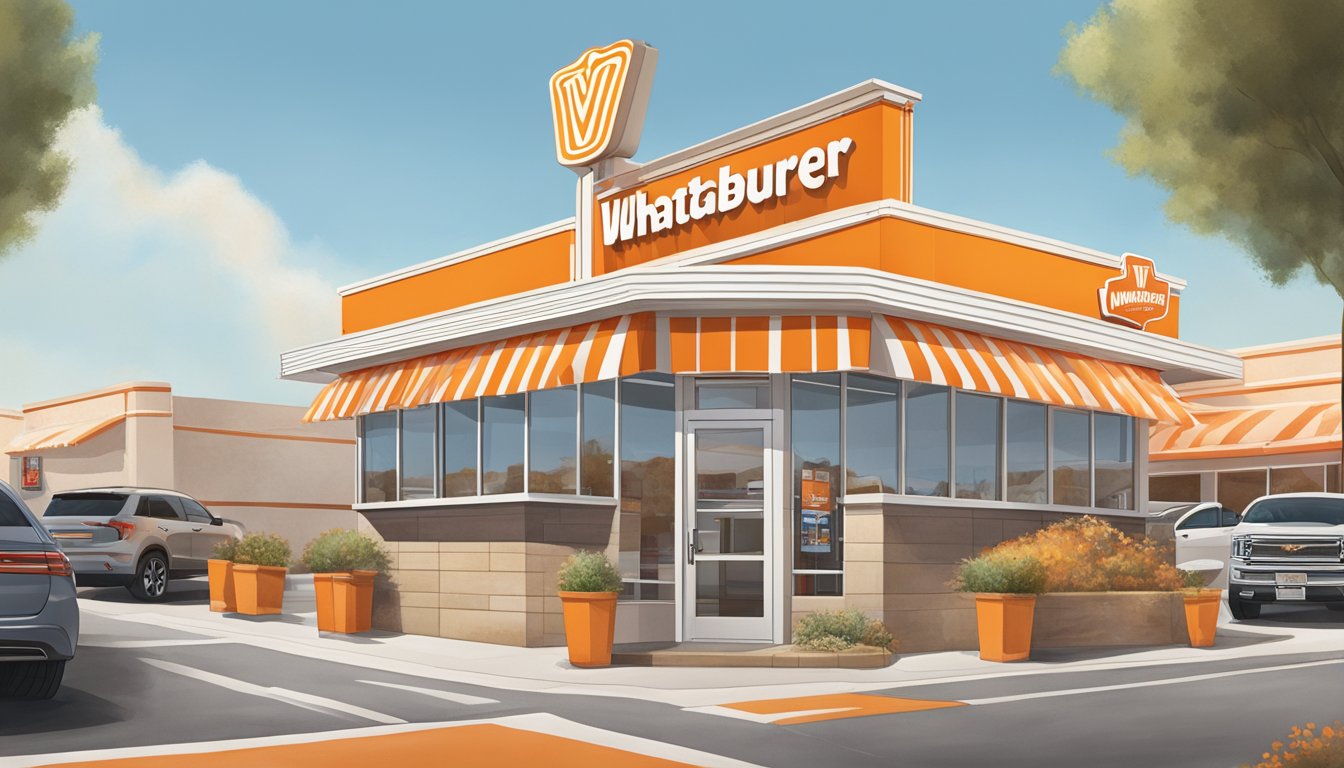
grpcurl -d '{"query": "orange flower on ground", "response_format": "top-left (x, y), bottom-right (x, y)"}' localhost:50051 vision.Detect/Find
top-left (1242, 721), bottom-right (1344, 768)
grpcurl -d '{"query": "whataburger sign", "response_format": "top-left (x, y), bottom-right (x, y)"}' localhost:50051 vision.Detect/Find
top-left (599, 137), bottom-right (854, 247)
top-left (1099, 254), bottom-right (1172, 330)
top-left (550, 40), bottom-right (857, 251)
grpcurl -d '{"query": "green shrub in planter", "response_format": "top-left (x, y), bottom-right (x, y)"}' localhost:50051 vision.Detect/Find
top-left (793, 609), bottom-right (894, 652)
top-left (954, 551), bottom-right (1047, 595)
top-left (300, 529), bottom-right (389, 574)
top-left (1180, 568), bottom-right (1210, 590)
top-left (231, 533), bottom-right (291, 568)
top-left (556, 551), bottom-right (622, 593)
top-left (211, 537), bottom-right (238, 562)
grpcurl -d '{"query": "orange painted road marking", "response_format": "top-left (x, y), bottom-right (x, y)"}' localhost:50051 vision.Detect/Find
top-left (34, 724), bottom-right (701, 768)
top-left (722, 693), bottom-right (966, 725)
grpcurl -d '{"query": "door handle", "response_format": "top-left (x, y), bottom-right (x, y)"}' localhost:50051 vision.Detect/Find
top-left (192, 527), bottom-right (203, 532)
top-left (687, 529), bottom-right (701, 564)
top-left (1180, 533), bottom-right (1189, 539)
top-left (157, 525), bottom-right (169, 533)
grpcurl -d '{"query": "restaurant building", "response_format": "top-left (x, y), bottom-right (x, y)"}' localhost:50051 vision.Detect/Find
top-left (283, 41), bottom-right (1242, 652)
top-left (1150, 335), bottom-right (1341, 513)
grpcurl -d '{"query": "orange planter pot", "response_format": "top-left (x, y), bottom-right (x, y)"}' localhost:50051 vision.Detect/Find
top-left (207, 559), bottom-right (236, 613)
top-left (559, 591), bottom-right (618, 668)
top-left (314, 570), bottom-right (377, 634)
top-left (975, 593), bottom-right (1036, 662)
top-left (232, 564), bottom-right (287, 616)
top-left (1183, 589), bottom-right (1221, 647)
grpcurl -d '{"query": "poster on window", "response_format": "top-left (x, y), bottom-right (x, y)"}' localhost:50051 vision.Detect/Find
top-left (800, 469), bottom-right (832, 553)
top-left (21, 456), bottom-right (41, 491)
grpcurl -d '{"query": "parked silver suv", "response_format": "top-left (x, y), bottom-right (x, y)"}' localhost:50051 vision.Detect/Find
top-left (42, 488), bottom-right (244, 601)
top-left (0, 480), bottom-right (78, 699)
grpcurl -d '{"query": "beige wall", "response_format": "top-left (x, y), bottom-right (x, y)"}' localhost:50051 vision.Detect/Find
top-left (171, 396), bottom-right (356, 552)
top-left (4, 382), bottom-right (356, 550)
top-left (1174, 335), bottom-right (1340, 408)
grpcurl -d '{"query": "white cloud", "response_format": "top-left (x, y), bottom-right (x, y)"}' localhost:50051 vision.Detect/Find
top-left (0, 106), bottom-right (353, 408)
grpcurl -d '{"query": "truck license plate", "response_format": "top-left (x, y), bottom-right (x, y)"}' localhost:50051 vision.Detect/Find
top-left (1276, 586), bottom-right (1306, 600)
top-left (1276, 573), bottom-right (1308, 586)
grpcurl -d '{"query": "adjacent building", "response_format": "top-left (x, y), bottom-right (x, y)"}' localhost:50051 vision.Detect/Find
top-left (4, 381), bottom-right (356, 548)
top-left (1150, 335), bottom-right (1341, 512)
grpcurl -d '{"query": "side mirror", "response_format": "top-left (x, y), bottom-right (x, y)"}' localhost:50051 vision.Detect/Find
top-left (209, 517), bottom-right (224, 527)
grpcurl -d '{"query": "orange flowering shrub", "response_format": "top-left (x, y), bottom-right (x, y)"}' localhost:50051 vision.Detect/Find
top-left (1242, 722), bottom-right (1344, 768)
top-left (981, 516), bottom-right (1184, 592)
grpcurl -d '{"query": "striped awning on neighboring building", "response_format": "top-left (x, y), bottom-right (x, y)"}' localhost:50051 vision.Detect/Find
top-left (873, 317), bottom-right (1196, 427)
top-left (4, 411), bottom-right (172, 455)
top-left (1150, 401), bottom-right (1342, 461)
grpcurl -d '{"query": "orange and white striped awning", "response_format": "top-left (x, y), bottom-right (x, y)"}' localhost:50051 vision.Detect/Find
top-left (664, 315), bottom-right (871, 373)
top-left (873, 316), bottom-right (1196, 426)
top-left (4, 414), bottom-right (140, 455)
top-left (304, 314), bottom-right (658, 422)
top-left (1150, 401), bottom-right (1342, 461)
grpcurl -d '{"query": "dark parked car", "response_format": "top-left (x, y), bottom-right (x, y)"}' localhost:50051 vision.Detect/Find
top-left (0, 480), bottom-right (77, 699)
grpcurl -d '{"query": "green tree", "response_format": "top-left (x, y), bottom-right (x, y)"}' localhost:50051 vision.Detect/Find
top-left (1058, 0), bottom-right (1344, 483)
top-left (0, 0), bottom-right (98, 257)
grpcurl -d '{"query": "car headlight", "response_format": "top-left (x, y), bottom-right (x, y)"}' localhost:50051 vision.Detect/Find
top-left (1231, 536), bottom-right (1251, 559)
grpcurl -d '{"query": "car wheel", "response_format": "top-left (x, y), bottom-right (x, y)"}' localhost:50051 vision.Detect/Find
top-left (128, 552), bottom-right (170, 602)
top-left (0, 660), bottom-right (66, 700)
top-left (1228, 592), bottom-right (1261, 620)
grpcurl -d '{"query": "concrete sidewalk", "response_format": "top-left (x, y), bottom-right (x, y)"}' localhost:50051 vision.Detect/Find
top-left (75, 583), bottom-right (1344, 709)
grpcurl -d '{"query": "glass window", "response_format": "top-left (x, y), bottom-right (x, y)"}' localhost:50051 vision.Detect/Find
top-left (1151, 473), bottom-right (1201, 503)
top-left (955, 392), bottom-right (1001, 500)
top-left (580, 381), bottom-right (616, 497)
top-left (1217, 469), bottom-right (1267, 513)
top-left (1329, 464), bottom-right (1341, 493)
top-left (1094, 413), bottom-right (1134, 510)
top-left (904, 383), bottom-right (949, 497)
top-left (361, 411), bottom-right (397, 503)
top-left (619, 375), bottom-right (676, 589)
top-left (1051, 410), bottom-right (1091, 507)
top-left (792, 375), bottom-right (842, 594)
top-left (696, 379), bottom-right (770, 410)
top-left (399, 405), bottom-right (437, 500)
top-left (441, 400), bottom-right (478, 497)
top-left (181, 499), bottom-right (214, 524)
top-left (482, 394), bottom-right (525, 495)
top-left (1005, 401), bottom-right (1047, 504)
top-left (1271, 466), bottom-right (1325, 495)
top-left (148, 497), bottom-right (181, 520)
top-left (529, 387), bottom-right (577, 494)
top-left (1177, 507), bottom-right (1220, 530)
top-left (845, 374), bottom-right (899, 495)
top-left (0, 492), bottom-right (30, 527)
top-left (44, 493), bottom-right (128, 517)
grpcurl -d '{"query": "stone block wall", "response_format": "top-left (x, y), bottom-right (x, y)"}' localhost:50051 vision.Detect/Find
top-left (359, 501), bottom-right (618, 647)
top-left (838, 502), bottom-right (1146, 653)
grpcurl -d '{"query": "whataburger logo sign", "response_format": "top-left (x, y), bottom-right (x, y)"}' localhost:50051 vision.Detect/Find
top-left (600, 137), bottom-right (855, 247)
top-left (1098, 253), bottom-right (1172, 330)
top-left (549, 40), bottom-right (657, 168)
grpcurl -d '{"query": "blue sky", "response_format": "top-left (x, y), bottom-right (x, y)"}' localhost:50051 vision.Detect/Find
top-left (1, 1), bottom-right (1336, 408)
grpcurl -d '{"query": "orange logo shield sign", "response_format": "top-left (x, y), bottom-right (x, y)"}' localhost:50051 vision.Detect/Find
top-left (549, 40), bottom-right (657, 168)
top-left (1098, 253), bottom-right (1171, 330)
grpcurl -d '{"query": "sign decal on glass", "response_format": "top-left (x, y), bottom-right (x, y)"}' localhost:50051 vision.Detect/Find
top-left (800, 468), bottom-right (833, 553)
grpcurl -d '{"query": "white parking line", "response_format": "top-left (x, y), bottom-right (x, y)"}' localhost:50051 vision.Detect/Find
top-left (357, 679), bottom-right (499, 705)
top-left (81, 638), bottom-right (234, 649)
top-left (140, 658), bottom-right (406, 725)
top-left (682, 705), bottom-right (858, 724)
top-left (962, 658), bottom-right (1344, 706)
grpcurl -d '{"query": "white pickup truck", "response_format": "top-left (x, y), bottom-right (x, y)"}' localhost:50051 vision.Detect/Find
top-left (1227, 493), bottom-right (1344, 620)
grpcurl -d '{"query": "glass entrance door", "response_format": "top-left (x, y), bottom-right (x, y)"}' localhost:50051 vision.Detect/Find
top-left (684, 421), bottom-right (775, 641)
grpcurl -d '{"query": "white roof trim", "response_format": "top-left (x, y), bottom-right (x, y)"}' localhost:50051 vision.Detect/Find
top-left (597, 79), bottom-right (922, 194)
top-left (281, 264), bottom-right (1238, 384)
top-left (338, 218), bottom-right (575, 297)
top-left (632, 198), bottom-right (1186, 290)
